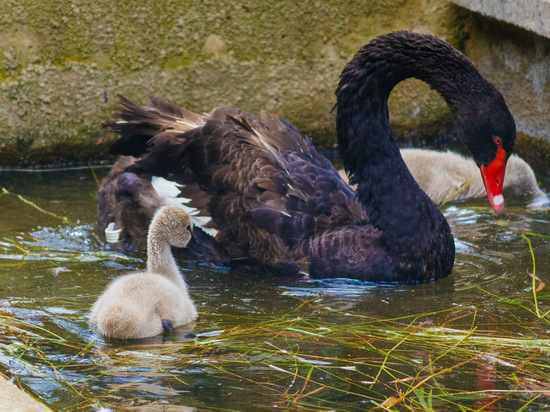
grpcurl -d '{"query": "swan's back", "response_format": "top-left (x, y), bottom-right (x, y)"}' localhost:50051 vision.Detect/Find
top-left (120, 102), bottom-right (370, 276)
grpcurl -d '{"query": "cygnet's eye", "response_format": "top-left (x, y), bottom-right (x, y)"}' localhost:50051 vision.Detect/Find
top-left (185, 225), bottom-right (191, 232)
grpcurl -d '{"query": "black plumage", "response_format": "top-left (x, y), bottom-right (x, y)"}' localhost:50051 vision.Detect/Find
top-left (99, 31), bottom-right (516, 282)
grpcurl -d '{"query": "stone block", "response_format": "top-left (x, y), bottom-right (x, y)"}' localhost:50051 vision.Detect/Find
top-left (449, 0), bottom-right (550, 38)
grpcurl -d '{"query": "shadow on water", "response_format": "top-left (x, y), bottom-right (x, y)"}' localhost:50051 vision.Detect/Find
top-left (0, 167), bottom-right (549, 411)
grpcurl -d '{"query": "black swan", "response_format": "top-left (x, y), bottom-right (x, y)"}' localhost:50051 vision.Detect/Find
top-left (339, 150), bottom-right (547, 205)
top-left (91, 206), bottom-right (198, 339)
top-left (99, 31), bottom-right (516, 282)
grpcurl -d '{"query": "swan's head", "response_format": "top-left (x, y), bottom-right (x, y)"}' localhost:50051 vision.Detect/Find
top-left (150, 206), bottom-right (193, 248)
top-left (453, 84), bottom-right (516, 215)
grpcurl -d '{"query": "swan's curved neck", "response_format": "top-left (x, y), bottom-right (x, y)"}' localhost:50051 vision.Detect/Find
top-left (336, 33), bottom-right (482, 178)
top-left (335, 33), bottom-right (476, 279)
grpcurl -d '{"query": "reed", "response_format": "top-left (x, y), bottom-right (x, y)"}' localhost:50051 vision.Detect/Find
top-left (0, 299), bottom-right (548, 411)
top-left (1, 187), bottom-right (69, 223)
top-left (521, 234), bottom-right (546, 319)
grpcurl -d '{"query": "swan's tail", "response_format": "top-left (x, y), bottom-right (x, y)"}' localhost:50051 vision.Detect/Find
top-left (106, 95), bottom-right (205, 157)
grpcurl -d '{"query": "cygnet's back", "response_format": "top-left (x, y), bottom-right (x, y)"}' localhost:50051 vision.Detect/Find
top-left (339, 149), bottom-right (547, 205)
top-left (90, 206), bottom-right (197, 339)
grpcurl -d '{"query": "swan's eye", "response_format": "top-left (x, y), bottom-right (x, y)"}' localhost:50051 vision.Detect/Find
top-left (493, 136), bottom-right (503, 146)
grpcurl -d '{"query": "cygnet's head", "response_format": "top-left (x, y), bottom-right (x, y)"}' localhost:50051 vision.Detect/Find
top-left (150, 206), bottom-right (193, 248)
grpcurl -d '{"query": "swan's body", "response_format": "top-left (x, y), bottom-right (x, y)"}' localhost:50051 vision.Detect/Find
top-left (100, 31), bottom-right (516, 282)
top-left (339, 150), bottom-right (546, 204)
top-left (90, 206), bottom-right (197, 339)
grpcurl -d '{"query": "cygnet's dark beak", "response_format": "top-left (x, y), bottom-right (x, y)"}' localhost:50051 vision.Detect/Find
top-left (161, 319), bottom-right (175, 333)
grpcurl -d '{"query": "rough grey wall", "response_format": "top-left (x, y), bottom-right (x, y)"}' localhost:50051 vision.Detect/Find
top-left (464, 14), bottom-right (550, 141)
top-left (450, 0), bottom-right (550, 38)
top-left (0, 0), bottom-right (467, 166)
top-left (459, 12), bottom-right (550, 172)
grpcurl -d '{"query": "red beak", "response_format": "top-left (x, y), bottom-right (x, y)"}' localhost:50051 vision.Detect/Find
top-left (479, 146), bottom-right (507, 215)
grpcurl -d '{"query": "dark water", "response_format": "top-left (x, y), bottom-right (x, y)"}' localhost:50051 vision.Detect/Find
top-left (0, 167), bottom-right (549, 411)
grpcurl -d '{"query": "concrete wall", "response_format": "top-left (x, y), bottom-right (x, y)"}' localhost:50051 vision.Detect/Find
top-left (449, 0), bottom-right (550, 172)
top-left (0, 0), bottom-right (466, 167)
top-left (450, 0), bottom-right (550, 38)
top-left (0, 0), bottom-right (548, 171)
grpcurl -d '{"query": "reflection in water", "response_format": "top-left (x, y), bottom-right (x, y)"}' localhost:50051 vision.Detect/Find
top-left (0, 169), bottom-right (548, 410)
top-left (280, 278), bottom-right (406, 297)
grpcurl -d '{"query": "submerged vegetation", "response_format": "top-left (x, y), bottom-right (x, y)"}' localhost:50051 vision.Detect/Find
top-left (0, 169), bottom-right (548, 410)
top-left (1, 295), bottom-right (549, 411)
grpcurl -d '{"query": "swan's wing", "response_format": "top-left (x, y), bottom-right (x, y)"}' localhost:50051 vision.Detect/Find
top-left (116, 100), bottom-right (370, 272)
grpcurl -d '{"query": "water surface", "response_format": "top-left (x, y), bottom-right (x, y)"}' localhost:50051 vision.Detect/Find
top-left (0, 167), bottom-right (549, 411)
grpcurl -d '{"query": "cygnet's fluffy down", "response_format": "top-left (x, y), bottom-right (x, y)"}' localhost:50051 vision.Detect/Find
top-left (90, 206), bottom-right (197, 339)
top-left (339, 149), bottom-right (547, 205)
